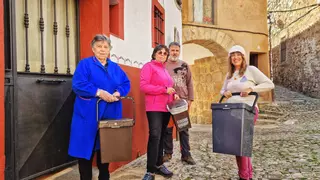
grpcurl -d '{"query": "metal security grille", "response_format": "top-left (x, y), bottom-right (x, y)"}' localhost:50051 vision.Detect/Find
top-left (153, 7), bottom-right (164, 46)
top-left (4, 1), bottom-right (79, 180)
top-left (16, 0), bottom-right (78, 74)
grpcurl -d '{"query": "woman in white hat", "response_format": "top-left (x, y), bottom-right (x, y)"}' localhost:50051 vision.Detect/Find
top-left (220, 45), bottom-right (274, 180)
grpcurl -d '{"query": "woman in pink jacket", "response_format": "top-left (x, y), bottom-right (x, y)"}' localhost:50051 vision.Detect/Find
top-left (140, 45), bottom-right (178, 180)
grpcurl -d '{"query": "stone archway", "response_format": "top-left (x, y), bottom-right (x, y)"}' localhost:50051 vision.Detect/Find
top-left (182, 25), bottom-right (236, 58)
top-left (182, 26), bottom-right (236, 124)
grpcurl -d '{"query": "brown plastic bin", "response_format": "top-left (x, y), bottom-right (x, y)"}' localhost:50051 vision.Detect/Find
top-left (97, 97), bottom-right (135, 163)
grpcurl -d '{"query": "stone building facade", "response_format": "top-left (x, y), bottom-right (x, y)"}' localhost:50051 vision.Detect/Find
top-left (1, 0), bottom-right (183, 179)
top-left (269, 0), bottom-right (320, 98)
top-left (189, 56), bottom-right (228, 124)
top-left (182, 0), bottom-right (271, 124)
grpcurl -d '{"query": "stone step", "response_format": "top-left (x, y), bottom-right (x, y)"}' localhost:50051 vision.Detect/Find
top-left (255, 124), bottom-right (279, 129)
top-left (257, 101), bottom-right (273, 105)
top-left (258, 114), bottom-right (280, 120)
top-left (259, 109), bottom-right (285, 116)
top-left (256, 119), bottom-right (279, 125)
top-left (276, 99), bottom-right (307, 104)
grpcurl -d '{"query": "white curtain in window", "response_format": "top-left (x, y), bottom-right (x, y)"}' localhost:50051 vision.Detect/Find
top-left (194, 0), bottom-right (203, 23)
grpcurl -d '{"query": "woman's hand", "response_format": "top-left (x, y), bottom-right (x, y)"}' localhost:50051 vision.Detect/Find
top-left (167, 87), bottom-right (175, 95)
top-left (223, 91), bottom-right (232, 98)
top-left (174, 94), bottom-right (180, 100)
top-left (113, 91), bottom-right (120, 98)
top-left (112, 91), bottom-right (120, 101)
top-left (99, 90), bottom-right (116, 102)
top-left (240, 88), bottom-right (253, 97)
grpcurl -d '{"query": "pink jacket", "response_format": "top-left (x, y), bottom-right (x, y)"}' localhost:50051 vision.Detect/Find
top-left (140, 60), bottom-right (174, 112)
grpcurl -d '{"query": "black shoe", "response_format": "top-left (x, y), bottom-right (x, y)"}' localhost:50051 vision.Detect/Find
top-left (142, 172), bottom-right (155, 180)
top-left (239, 178), bottom-right (253, 180)
top-left (155, 165), bottom-right (173, 178)
top-left (181, 155), bottom-right (196, 165)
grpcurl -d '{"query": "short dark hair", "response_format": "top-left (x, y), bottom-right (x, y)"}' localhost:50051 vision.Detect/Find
top-left (151, 44), bottom-right (169, 60)
top-left (168, 42), bottom-right (180, 48)
top-left (91, 34), bottom-right (112, 49)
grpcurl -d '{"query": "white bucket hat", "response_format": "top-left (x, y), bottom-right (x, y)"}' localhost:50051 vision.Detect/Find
top-left (228, 45), bottom-right (246, 57)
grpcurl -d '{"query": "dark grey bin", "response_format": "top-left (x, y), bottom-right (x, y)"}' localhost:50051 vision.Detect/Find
top-left (211, 92), bottom-right (258, 157)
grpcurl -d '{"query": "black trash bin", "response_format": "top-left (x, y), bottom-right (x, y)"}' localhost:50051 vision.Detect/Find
top-left (97, 96), bottom-right (135, 163)
top-left (211, 92), bottom-right (258, 157)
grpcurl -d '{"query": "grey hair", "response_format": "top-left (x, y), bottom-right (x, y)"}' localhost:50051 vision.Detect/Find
top-left (91, 34), bottom-right (112, 49)
top-left (168, 42), bottom-right (180, 48)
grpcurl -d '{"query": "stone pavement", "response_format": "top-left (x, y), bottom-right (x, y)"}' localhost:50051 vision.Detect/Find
top-left (39, 86), bottom-right (320, 180)
top-left (112, 86), bottom-right (320, 180)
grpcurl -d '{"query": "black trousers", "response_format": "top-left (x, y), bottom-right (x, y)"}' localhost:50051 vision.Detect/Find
top-left (78, 150), bottom-right (109, 180)
top-left (146, 111), bottom-right (171, 173)
top-left (164, 126), bottom-right (191, 157)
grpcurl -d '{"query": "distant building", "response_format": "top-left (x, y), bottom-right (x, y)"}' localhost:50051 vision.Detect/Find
top-left (181, 0), bottom-right (271, 124)
top-left (269, 0), bottom-right (320, 98)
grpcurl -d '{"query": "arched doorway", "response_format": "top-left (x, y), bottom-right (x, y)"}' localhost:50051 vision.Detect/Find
top-left (182, 26), bottom-right (235, 124)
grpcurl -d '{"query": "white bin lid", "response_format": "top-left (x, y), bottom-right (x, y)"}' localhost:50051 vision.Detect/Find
top-left (167, 99), bottom-right (188, 115)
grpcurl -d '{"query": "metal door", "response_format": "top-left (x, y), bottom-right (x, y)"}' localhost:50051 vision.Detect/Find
top-left (4, 0), bottom-right (79, 179)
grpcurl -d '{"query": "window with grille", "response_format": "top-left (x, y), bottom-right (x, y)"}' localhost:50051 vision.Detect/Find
top-left (15, 0), bottom-right (78, 75)
top-left (152, 0), bottom-right (165, 47)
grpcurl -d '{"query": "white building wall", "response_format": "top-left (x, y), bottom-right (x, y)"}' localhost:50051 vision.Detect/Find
top-left (158, 0), bottom-right (165, 6)
top-left (110, 0), bottom-right (182, 68)
top-left (182, 43), bottom-right (214, 65)
top-left (165, 0), bottom-right (183, 45)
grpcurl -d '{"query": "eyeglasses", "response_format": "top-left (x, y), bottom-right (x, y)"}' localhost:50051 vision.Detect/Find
top-left (157, 51), bottom-right (168, 56)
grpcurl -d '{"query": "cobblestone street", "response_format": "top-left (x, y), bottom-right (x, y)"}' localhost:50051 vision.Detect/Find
top-left (40, 86), bottom-right (320, 180)
top-left (111, 86), bottom-right (320, 180)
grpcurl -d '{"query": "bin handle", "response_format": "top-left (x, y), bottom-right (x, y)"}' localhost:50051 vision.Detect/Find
top-left (96, 96), bottom-right (135, 125)
top-left (166, 99), bottom-right (188, 111)
top-left (219, 92), bottom-right (259, 113)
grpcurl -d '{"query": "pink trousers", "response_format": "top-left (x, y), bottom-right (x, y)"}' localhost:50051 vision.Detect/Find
top-left (236, 108), bottom-right (258, 179)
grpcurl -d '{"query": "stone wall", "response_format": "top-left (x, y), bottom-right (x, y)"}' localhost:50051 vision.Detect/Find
top-left (269, 0), bottom-right (320, 98)
top-left (189, 56), bottom-right (228, 124)
top-left (268, 0), bottom-right (320, 47)
top-left (271, 20), bottom-right (320, 98)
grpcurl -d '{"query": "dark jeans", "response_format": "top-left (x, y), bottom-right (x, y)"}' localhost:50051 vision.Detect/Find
top-left (78, 150), bottom-right (109, 180)
top-left (146, 111), bottom-right (171, 173)
top-left (164, 126), bottom-right (191, 157)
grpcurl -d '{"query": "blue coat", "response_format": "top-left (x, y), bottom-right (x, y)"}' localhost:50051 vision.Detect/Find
top-left (68, 56), bottom-right (130, 160)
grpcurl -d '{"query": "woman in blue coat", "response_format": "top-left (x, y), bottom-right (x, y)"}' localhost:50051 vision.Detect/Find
top-left (68, 34), bottom-right (130, 180)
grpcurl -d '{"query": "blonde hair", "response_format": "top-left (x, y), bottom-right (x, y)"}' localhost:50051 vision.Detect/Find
top-left (227, 53), bottom-right (247, 79)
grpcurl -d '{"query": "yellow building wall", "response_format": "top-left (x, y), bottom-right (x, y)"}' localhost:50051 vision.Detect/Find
top-left (182, 0), bottom-right (272, 124)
